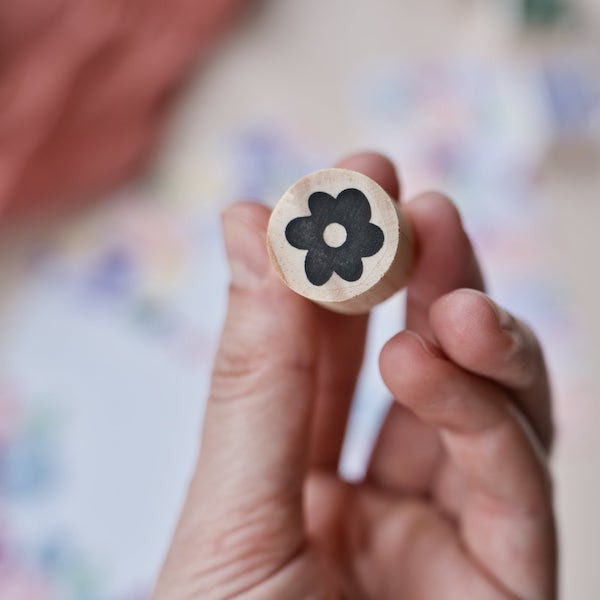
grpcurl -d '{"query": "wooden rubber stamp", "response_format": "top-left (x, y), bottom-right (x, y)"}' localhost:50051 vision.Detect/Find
top-left (267, 168), bottom-right (414, 314)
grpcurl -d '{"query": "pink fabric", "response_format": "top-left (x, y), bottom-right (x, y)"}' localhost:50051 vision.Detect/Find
top-left (0, 0), bottom-right (246, 218)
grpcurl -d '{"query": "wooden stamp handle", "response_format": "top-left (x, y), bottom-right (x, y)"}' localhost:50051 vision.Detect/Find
top-left (267, 168), bottom-right (413, 314)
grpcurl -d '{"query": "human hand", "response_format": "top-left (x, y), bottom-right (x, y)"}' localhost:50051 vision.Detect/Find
top-left (0, 0), bottom-right (246, 217)
top-left (153, 152), bottom-right (556, 599)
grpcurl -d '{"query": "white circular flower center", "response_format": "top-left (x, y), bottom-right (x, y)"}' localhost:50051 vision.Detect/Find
top-left (323, 222), bottom-right (347, 248)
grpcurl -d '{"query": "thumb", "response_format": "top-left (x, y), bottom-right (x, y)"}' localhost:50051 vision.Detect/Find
top-left (157, 202), bottom-right (319, 592)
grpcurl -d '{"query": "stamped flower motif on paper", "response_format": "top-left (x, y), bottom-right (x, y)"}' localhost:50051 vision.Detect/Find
top-left (285, 188), bottom-right (384, 286)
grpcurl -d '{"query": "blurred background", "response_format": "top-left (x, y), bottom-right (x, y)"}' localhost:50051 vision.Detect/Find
top-left (0, 0), bottom-right (598, 597)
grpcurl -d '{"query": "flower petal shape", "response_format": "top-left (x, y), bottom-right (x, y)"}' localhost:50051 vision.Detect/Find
top-left (285, 188), bottom-right (384, 286)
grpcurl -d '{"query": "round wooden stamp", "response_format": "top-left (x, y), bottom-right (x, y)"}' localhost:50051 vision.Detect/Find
top-left (267, 168), bottom-right (414, 314)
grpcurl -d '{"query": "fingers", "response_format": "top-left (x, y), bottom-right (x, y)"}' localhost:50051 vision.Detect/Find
top-left (366, 404), bottom-right (442, 493)
top-left (204, 202), bottom-right (317, 504)
top-left (310, 309), bottom-right (367, 470)
top-left (160, 152), bottom-right (401, 591)
top-left (403, 192), bottom-right (484, 337)
top-left (379, 332), bottom-right (556, 599)
top-left (163, 202), bottom-right (319, 590)
top-left (336, 151), bottom-right (401, 200)
top-left (380, 332), bottom-right (548, 505)
top-left (430, 289), bottom-right (553, 449)
top-left (310, 151), bottom-right (401, 471)
top-left (368, 193), bottom-right (483, 490)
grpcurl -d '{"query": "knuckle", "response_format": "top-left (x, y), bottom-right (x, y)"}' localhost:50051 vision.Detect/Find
top-left (210, 344), bottom-right (314, 402)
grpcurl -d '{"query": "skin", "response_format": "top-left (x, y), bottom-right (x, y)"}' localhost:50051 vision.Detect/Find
top-left (0, 0), bottom-right (245, 217)
top-left (153, 152), bottom-right (556, 599)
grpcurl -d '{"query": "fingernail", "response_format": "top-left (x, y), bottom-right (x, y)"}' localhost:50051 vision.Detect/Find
top-left (487, 297), bottom-right (515, 332)
top-left (485, 296), bottom-right (527, 358)
top-left (406, 330), bottom-right (440, 357)
top-left (222, 206), bottom-right (269, 289)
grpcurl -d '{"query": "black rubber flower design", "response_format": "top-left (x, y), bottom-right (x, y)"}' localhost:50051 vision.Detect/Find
top-left (285, 188), bottom-right (384, 286)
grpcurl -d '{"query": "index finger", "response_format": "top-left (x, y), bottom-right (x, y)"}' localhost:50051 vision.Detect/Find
top-left (310, 151), bottom-right (401, 471)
